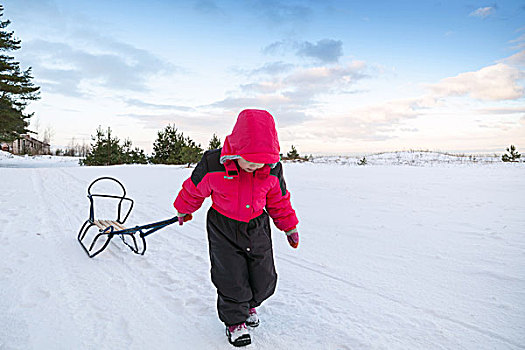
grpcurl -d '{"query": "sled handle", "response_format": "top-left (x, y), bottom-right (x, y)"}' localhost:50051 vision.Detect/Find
top-left (78, 216), bottom-right (179, 258)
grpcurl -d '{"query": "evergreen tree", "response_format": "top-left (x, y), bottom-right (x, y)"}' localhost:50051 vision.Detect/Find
top-left (81, 127), bottom-right (147, 166)
top-left (502, 145), bottom-right (521, 162)
top-left (180, 143), bottom-right (202, 167)
top-left (131, 147), bottom-right (149, 164)
top-left (151, 124), bottom-right (185, 164)
top-left (122, 138), bottom-right (148, 164)
top-left (286, 145), bottom-right (300, 160)
top-left (208, 133), bottom-right (221, 150)
top-left (150, 124), bottom-right (203, 165)
top-left (82, 127), bottom-right (122, 166)
top-left (0, 6), bottom-right (40, 142)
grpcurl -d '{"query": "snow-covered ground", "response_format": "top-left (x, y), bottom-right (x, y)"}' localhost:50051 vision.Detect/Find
top-left (0, 151), bottom-right (80, 168)
top-left (1, 154), bottom-right (524, 349)
top-left (312, 150), bottom-right (502, 166)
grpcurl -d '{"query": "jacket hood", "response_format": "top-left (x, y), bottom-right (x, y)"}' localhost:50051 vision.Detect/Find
top-left (220, 109), bottom-right (280, 164)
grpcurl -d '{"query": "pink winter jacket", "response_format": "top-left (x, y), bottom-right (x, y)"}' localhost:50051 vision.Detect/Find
top-left (173, 109), bottom-right (298, 232)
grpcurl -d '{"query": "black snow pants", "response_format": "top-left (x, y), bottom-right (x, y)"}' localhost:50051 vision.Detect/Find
top-left (206, 207), bottom-right (278, 326)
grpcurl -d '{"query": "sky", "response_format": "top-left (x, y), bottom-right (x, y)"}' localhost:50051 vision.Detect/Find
top-left (3, 0), bottom-right (525, 155)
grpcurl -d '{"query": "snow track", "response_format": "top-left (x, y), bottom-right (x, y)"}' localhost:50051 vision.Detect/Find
top-left (1, 163), bottom-right (524, 349)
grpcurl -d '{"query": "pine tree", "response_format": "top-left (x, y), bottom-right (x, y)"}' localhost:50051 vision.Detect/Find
top-left (502, 145), bottom-right (521, 162)
top-left (120, 138), bottom-right (148, 164)
top-left (82, 127), bottom-right (123, 166)
top-left (208, 133), bottom-right (221, 150)
top-left (180, 143), bottom-right (202, 167)
top-left (150, 124), bottom-right (203, 165)
top-left (286, 145), bottom-right (300, 160)
top-left (0, 5), bottom-right (40, 142)
top-left (151, 124), bottom-right (185, 164)
top-left (81, 127), bottom-right (147, 166)
top-left (131, 148), bottom-right (148, 164)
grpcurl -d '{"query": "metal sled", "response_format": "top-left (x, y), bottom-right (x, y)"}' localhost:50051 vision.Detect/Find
top-left (77, 176), bottom-right (178, 258)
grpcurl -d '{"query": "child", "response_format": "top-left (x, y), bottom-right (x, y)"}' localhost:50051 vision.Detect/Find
top-left (173, 109), bottom-right (299, 347)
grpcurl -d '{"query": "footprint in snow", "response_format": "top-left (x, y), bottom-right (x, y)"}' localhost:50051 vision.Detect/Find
top-left (19, 287), bottom-right (51, 308)
top-left (165, 298), bottom-right (184, 314)
top-left (0, 267), bottom-right (14, 280)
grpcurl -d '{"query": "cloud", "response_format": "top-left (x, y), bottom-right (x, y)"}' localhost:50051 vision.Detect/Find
top-left (250, 61), bottom-right (295, 75)
top-left (283, 62), bottom-right (367, 100)
top-left (286, 62), bottom-right (366, 87)
top-left (476, 106), bottom-right (525, 115)
top-left (208, 96), bottom-right (311, 127)
top-left (263, 39), bottom-right (344, 63)
top-left (284, 50), bottom-right (525, 146)
top-left (232, 61), bottom-right (295, 77)
top-left (427, 63), bottom-right (524, 101)
top-left (23, 39), bottom-right (176, 97)
top-left (120, 111), bottom-right (222, 128)
top-left (248, 0), bottom-right (312, 24)
top-left (401, 128), bottom-right (419, 132)
top-left (296, 39), bottom-right (343, 63)
top-left (501, 33), bottom-right (525, 66)
top-left (235, 62), bottom-right (369, 103)
top-left (209, 60), bottom-right (368, 127)
top-left (240, 81), bottom-right (283, 94)
top-left (510, 36), bottom-right (525, 52)
top-left (33, 67), bottom-right (85, 98)
top-left (220, 62), bottom-right (365, 100)
top-left (292, 60), bottom-right (525, 143)
top-left (317, 62), bottom-right (525, 142)
top-left (262, 41), bottom-right (286, 54)
top-left (296, 111), bottom-right (404, 143)
top-left (293, 94), bottom-right (448, 144)
top-left (124, 99), bottom-right (194, 112)
top-left (469, 6), bottom-right (496, 19)
top-left (117, 110), bottom-right (235, 148)
top-left (504, 50), bottom-right (525, 67)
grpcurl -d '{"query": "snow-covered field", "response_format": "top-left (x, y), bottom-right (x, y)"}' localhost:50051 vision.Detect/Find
top-left (312, 150), bottom-right (501, 166)
top-left (0, 151), bottom-right (80, 168)
top-left (1, 153), bottom-right (524, 349)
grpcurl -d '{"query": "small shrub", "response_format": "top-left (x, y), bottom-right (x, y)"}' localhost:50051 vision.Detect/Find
top-left (502, 145), bottom-right (521, 162)
top-left (283, 145), bottom-right (309, 161)
top-left (287, 145), bottom-right (300, 159)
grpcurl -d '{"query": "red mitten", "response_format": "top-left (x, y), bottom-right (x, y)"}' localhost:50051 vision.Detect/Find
top-left (286, 228), bottom-right (299, 249)
top-left (177, 213), bottom-right (193, 225)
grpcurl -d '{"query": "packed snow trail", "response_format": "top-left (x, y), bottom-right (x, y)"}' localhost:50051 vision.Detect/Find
top-left (1, 163), bottom-right (524, 349)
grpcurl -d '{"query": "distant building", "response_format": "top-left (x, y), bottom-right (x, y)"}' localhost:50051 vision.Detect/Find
top-left (9, 135), bottom-right (50, 155)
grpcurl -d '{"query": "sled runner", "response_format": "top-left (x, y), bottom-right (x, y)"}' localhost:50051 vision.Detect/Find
top-left (77, 176), bottom-right (178, 258)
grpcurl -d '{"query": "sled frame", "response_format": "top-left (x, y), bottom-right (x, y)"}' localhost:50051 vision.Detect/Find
top-left (77, 177), bottom-right (178, 258)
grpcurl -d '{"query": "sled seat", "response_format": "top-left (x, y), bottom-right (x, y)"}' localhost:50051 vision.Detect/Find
top-left (94, 220), bottom-right (127, 232)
